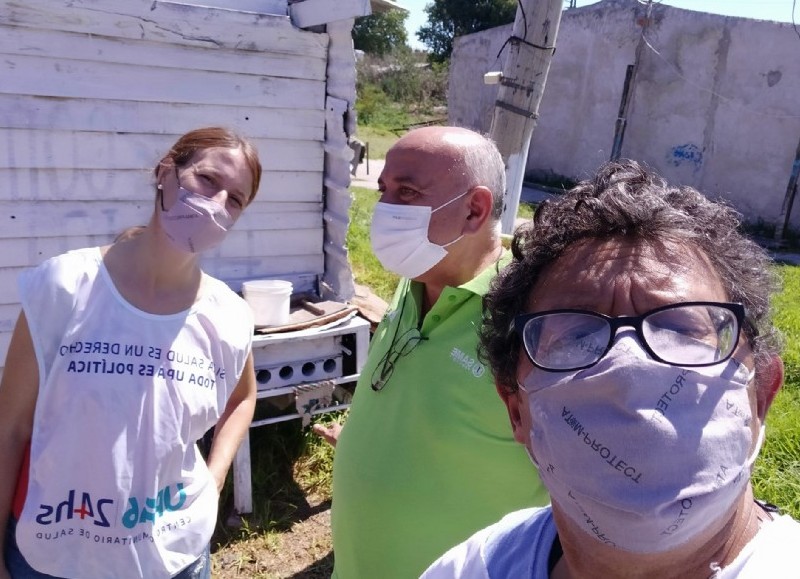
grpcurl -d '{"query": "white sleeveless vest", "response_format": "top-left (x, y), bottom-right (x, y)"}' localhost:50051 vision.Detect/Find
top-left (14, 247), bottom-right (252, 578)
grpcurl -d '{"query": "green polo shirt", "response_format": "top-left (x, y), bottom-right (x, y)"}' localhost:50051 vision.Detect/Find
top-left (331, 255), bottom-right (548, 579)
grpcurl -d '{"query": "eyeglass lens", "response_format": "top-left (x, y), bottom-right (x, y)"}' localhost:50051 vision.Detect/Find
top-left (371, 329), bottom-right (424, 390)
top-left (521, 304), bottom-right (740, 371)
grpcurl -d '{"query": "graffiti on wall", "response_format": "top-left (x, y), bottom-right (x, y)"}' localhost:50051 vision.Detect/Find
top-left (668, 144), bottom-right (704, 171)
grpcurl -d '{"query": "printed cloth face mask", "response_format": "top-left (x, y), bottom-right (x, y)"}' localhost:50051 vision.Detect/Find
top-left (369, 190), bottom-right (469, 279)
top-left (520, 331), bottom-right (762, 553)
top-left (160, 180), bottom-right (235, 254)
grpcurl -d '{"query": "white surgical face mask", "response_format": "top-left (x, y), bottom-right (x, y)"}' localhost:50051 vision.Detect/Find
top-left (521, 331), bottom-right (761, 553)
top-left (369, 190), bottom-right (468, 279)
top-left (160, 185), bottom-right (234, 254)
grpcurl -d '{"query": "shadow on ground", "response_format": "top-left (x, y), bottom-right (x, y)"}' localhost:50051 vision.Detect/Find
top-left (213, 417), bottom-right (328, 541)
top-left (209, 414), bottom-right (337, 578)
top-left (289, 551), bottom-right (334, 578)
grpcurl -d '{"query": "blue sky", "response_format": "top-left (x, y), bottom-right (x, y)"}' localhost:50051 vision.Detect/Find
top-left (401, 0), bottom-right (800, 50)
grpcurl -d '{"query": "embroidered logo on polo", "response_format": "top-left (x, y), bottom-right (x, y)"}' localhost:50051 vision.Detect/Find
top-left (450, 347), bottom-right (485, 377)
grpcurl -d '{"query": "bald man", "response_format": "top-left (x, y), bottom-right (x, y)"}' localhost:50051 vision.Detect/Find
top-left (320, 127), bottom-right (548, 578)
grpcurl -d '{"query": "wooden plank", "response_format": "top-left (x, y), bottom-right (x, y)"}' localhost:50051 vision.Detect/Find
top-left (0, 0), bottom-right (339, 372)
top-left (202, 254), bottom-right (324, 281)
top-left (1, 0), bottom-right (329, 58)
top-left (0, 304), bottom-right (21, 334)
top-left (0, 332), bottom-right (10, 368)
top-left (0, 227), bottom-right (322, 269)
top-left (0, 26), bottom-right (326, 81)
top-left (0, 268), bottom-right (26, 306)
top-left (0, 170), bottom-right (322, 202)
top-left (0, 95), bottom-right (326, 141)
top-left (290, 0), bottom-right (369, 28)
top-left (0, 253), bottom-right (324, 306)
top-left (233, 434), bottom-right (253, 514)
top-left (0, 130), bottom-right (324, 171)
top-left (1, 55), bottom-right (326, 110)
top-left (0, 235), bottom-right (109, 269)
top-left (0, 238), bottom-right (324, 306)
top-left (0, 201), bottom-right (322, 239)
top-left (214, 228), bottom-right (323, 258)
top-left (185, 0), bottom-right (287, 15)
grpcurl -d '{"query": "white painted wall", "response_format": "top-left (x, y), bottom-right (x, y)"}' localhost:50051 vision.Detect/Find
top-left (0, 0), bottom-right (365, 371)
top-left (449, 0), bottom-right (800, 228)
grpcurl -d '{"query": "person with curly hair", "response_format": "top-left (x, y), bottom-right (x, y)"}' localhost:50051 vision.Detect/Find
top-left (423, 159), bottom-right (800, 578)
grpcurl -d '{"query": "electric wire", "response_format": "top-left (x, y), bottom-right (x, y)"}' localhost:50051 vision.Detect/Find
top-left (495, 1), bottom-right (800, 121)
top-left (793, 0), bottom-right (800, 41)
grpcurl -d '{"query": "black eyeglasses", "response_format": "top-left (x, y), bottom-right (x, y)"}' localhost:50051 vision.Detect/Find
top-left (514, 301), bottom-right (748, 372)
top-left (371, 328), bottom-right (427, 391)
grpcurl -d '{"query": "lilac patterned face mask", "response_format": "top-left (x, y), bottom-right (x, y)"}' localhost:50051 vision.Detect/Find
top-left (520, 331), bottom-right (761, 553)
top-left (160, 184), bottom-right (234, 254)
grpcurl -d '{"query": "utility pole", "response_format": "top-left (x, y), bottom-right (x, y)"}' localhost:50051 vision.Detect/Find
top-left (489, 0), bottom-right (564, 233)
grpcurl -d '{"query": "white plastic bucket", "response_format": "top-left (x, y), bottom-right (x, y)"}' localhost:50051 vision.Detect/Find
top-left (242, 280), bottom-right (293, 327)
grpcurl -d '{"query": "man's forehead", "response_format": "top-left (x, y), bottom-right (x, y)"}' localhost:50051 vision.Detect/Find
top-left (384, 148), bottom-right (454, 185)
top-left (386, 138), bottom-right (465, 168)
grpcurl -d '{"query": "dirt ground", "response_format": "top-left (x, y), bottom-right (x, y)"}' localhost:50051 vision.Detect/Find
top-left (212, 494), bottom-right (333, 579)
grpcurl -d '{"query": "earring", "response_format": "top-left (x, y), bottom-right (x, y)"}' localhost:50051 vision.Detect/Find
top-left (157, 184), bottom-right (163, 190)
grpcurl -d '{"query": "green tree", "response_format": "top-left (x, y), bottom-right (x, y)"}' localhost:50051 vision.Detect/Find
top-left (352, 11), bottom-right (408, 57)
top-left (417, 0), bottom-right (517, 62)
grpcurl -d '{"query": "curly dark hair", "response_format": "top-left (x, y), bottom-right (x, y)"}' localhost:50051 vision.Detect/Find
top-left (480, 160), bottom-right (781, 392)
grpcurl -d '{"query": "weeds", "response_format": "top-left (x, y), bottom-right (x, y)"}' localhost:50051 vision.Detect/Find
top-left (773, 265), bottom-right (800, 387)
top-left (356, 52), bottom-right (447, 119)
top-left (354, 51), bottom-right (447, 141)
top-left (750, 265), bottom-right (800, 516)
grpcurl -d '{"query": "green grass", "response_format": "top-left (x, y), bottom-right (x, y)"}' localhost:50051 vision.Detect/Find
top-left (773, 265), bottom-right (800, 382)
top-left (355, 126), bottom-right (402, 160)
top-left (213, 420), bottom-right (332, 541)
top-left (752, 265), bottom-right (800, 516)
top-left (753, 386), bottom-right (800, 516)
top-left (518, 202), bottom-right (536, 221)
top-left (354, 114), bottom-right (447, 161)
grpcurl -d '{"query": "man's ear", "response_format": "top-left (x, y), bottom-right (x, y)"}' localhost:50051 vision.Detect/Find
top-left (463, 186), bottom-right (494, 235)
top-left (756, 354), bottom-right (784, 421)
top-left (495, 382), bottom-right (529, 445)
